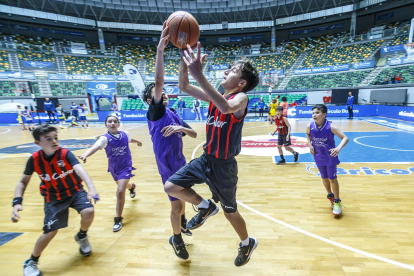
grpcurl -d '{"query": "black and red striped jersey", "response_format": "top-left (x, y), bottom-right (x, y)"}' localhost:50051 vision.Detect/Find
top-left (275, 115), bottom-right (288, 135)
top-left (203, 93), bottom-right (247, 160)
top-left (24, 147), bottom-right (83, 202)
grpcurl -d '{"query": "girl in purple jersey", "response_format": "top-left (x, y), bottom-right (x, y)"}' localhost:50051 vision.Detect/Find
top-left (78, 114), bottom-right (143, 231)
top-left (306, 104), bottom-right (349, 216)
top-left (144, 22), bottom-right (198, 260)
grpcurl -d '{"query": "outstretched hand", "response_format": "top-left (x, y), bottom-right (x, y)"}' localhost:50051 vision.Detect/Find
top-left (158, 21), bottom-right (170, 50)
top-left (77, 155), bottom-right (87, 163)
top-left (161, 125), bottom-right (183, 137)
top-left (182, 42), bottom-right (208, 79)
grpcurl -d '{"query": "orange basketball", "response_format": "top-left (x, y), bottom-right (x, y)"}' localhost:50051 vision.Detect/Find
top-left (166, 11), bottom-right (200, 49)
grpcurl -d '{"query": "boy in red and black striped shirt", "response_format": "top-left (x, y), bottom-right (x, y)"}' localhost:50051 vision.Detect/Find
top-left (272, 106), bottom-right (299, 165)
top-left (11, 125), bottom-right (99, 276)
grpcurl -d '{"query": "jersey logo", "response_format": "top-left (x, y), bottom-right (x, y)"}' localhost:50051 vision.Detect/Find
top-left (57, 160), bottom-right (65, 167)
top-left (206, 115), bottom-right (227, 128)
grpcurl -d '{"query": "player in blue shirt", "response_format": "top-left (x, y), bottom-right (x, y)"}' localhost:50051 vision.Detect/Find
top-left (346, 92), bottom-right (354, 120)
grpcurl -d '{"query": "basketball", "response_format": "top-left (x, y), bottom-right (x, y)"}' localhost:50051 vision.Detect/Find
top-left (166, 11), bottom-right (200, 49)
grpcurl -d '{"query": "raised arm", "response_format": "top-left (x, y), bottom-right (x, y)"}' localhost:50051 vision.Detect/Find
top-left (179, 50), bottom-right (210, 102)
top-left (154, 21), bottom-right (170, 105)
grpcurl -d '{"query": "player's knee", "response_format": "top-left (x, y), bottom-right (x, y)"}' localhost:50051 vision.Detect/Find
top-left (116, 189), bottom-right (126, 197)
top-left (164, 181), bottom-right (177, 194)
top-left (44, 230), bottom-right (58, 238)
top-left (81, 207), bottom-right (94, 218)
top-left (278, 145), bottom-right (282, 149)
top-left (223, 210), bottom-right (238, 219)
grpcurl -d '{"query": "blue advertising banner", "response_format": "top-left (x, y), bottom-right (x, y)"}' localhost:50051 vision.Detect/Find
top-left (118, 36), bottom-right (143, 41)
top-left (164, 86), bottom-right (179, 95)
top-left (381, 44), bottom-right (405, 54)
top-left (93, 75), bottom-right (116, 81)
top-left (330, 23), bottom-right (344, 29)
top-left (0, 113), bottom-right (51, 123)
top-left (145, 75), bottom-right (210, 81)
top-left (51, 29), bottom-right (85, 36)
top-left (287, 105), bottom-right (377, 118)
top-left (378, 12), bottom-right (394, 20)
top-left (377, 105), bottom-right (414, 122)
top-left (48, 73), bottom-right (71, 80)
top-left (117, 75), bottom-right (129, 81)
top-left (254, 35), bottom-right (265, 39)
top-left (23, 61), bottom-right (55, 68)
top-left (87, 82), bottom-right (116, 112)
top-left (11, 24), bottom-right (29, 30)
top-left (389, 56), bottom-right (414, 66)
top-left (145, 37), bottom-right (157, 41)
top-left (317, 26), bottom-right (329, 31)
top-left (199, 38), bottom-right (206, 42)
top-left (98, 111), bottom-right (147, 121)
top-left (230, 37), bottom-right (242, 42)
top-left (351, 60), bottom-right (374, 69)
top-left (271, 37), bottom-right (275, 42)
top-left (72, 74), bottom-right (95, 80)
top-left (183, 108), bottom-right (209, 120)
top-left (210, 64), bottom-right (229, 70)
top-left (304, 28), bottom-right (316, 34)
top-left (0, 72), bottom-right (29, 79)
top-left (290, 30), bottom-right (303, 35)
top-left (267, 69), bottom-right (284, 75)
top-left (243, 36), bottom-right (253, 40)
top-left (21, 73), bottom-right (36, 80)
top-left (31, 27), bottom-right (50, 33)
top-left (294, 64), bottom-right (350, 74)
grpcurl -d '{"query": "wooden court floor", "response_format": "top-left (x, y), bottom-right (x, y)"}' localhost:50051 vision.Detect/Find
top-left (0, 119), bottom-right (413, 275)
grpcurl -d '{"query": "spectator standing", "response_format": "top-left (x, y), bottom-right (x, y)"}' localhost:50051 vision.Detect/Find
top-left (43, 98), bottom-right (56, 124)
top-left (111, 101), bottom-right (118, 111)
top-left (177, 98), bottom-right (186, 118)
top-left (193, 98), bottom-right (201, 120)
top-left (258, 97), bottom-right (265, 119)
top-left (346, 92), bottom-right (354, 120)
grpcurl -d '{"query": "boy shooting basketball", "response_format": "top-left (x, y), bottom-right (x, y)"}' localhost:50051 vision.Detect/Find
top-left (164, 41), bottom-right (260, 266)
top-left (272, 106), bottom-right (299, 165)
top-left (11, 125), bottom-right (99, 276)
top-left (306, 104), bottom-right (349, 215)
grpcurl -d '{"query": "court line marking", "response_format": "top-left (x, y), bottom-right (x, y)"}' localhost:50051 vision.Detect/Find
top-left (354, 135), bottom-right (414, 152)
top-left (237, 200), bottom-right (414, 271)
top-left (0, 128), bottom-right (11, 134)
top-left (360, 119), bottom-right (414, 134)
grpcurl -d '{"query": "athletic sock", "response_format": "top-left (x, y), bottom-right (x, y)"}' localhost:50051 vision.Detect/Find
top-left (241, 236), bottom-right (250, 247)
top-left (197, 198), bottom-right (209, 209)
top-left (86, 124), bottom-right (89, 127)
top-left (280, 155), bottom-right (285, 160)
top-left (30, 254), bottom-right (40, 262)
top-left (173, 233), bottom-right (184, 244)
top-left (181, 214), bottom-right (186, 227)
top-left (77, 229), bottom-right (88, 239)
top-left (327, 193), bottom-right (334, 198)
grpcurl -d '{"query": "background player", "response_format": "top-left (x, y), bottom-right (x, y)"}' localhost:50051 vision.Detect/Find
top-left (306, 104), bottom-right (349, 216)
top-left (272, 106), bottom-right (299, 165)
top-left (78, 103), bottom-right (89, 128)
top-left (24, 106), bottom-right (35, 131)
top-left (70, 102), bottom-right (79, 122)
top-left (143, 22), bottom-right (197, 260)
top-left (11, 125), bottom-right (99, 276)
top-left (56, 104), bottom-right (67, 129)
top-left (267, 98), bottom-right (277, 124)
top-left (164, 42), bottom-right (259, 267)
top-left (78, 115), bottom-right (142, 232)
top-left (43, 98), bottom-right (56, 124)
top-left (17, 105), bottom-right (27, 131)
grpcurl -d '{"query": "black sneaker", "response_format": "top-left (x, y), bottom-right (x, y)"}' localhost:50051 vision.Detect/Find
top-left (181, 219), bottom-right (192, 236)
top-left (294, 152), bottom-right (299, 162)
top-left (234, 237), bottom-right (258, 267)
top-left (129, 183), bottom-right (136, 198)
top-left (187, 200), bottom-right (219, 230)
top-left (276, 159), bottom-right (286, 165)
top-left (113, 217), bottom-right (123, 232)
top-left (169, 236), bottom-right (189, 260)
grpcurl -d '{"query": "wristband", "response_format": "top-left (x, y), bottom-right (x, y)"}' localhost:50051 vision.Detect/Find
top-left (13, 197), bottom-right (23, 207)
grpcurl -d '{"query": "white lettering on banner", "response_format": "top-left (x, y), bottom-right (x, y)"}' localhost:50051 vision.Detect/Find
top-left (122, 113), bottom-right (146, 118)
top-left (307, 164), bottom-right (414, 176)
top-left (40, 169), bottom-right (74, 182)
top-left (206, 115), bottom-right (227, 128)
top-left (399, 111), bottom-right (414, 118)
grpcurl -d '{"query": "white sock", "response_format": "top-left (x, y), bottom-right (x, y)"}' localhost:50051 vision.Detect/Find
top-left (241, 236), bottom-right (250, 247)
top-left (197, 198), bottom-right (209, 209)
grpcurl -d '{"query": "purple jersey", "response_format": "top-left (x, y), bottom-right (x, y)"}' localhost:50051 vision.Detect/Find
top-left (309, 120), bottom-right (340, 166)
top-left (103, 131), bottom-right (135, 177)
top-left (147, 108), bottom-right (186, 181)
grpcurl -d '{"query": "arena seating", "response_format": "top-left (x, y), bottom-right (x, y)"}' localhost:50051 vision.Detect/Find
top-left (171, 97), bottom-right (209, 109)
top-left (49, 82), bottom-right (87, 96)
top-left (211, 56), bottom-right (236, 67)
top-left (214, 44), bottom-right (241, 56)
top-left (0, 51), bottom-right (10, 71)
top-left (31, 82), bottom-right (40, 96)
top-left (0, 81), bottom-right (16, 96)
top-left (247, 94), bottom-right (307, 111)
top-left (390, 24), bottom-right (410, 46)
top-left (120, 98), bottom-right (146, 110)
top-left (301, 41), bottom-right (382, 68)
top-left (286, 70), bottom-right (372, 89)
top-left (370, 65), bottom-right (414, 84)
top-left (11, 34), bottom-right (54, 51)
top-left (17, 50), bottom-right (55, 62)
top-left (165, 59), bottom-right (180, 76)
top-left (117, 82), bottom-right (136, 95)
top-left (64, 56), bottom-right (120, 75)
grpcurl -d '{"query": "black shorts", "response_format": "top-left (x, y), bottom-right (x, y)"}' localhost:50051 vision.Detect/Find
top-left (168, 153), bottom-right (238, 213)
top-left (278, 134), bottom-right (291, 146)
top-left (43, 189), bottom-right (93, 233)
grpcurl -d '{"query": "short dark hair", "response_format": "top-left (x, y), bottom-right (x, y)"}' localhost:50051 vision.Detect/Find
top-left (276, 106), bottom-right (283, 111)
top-left (79, 103), bottom-right (84, 106)
top-left (233, 58), bottom-right (259, 92)
top-left (143, 83), bottom-right (165, 103)
top-left (312, 104), bottom-right (327, 114)
top-left (282, 96), bottom-right (287, 101)
top-left (33, 125), bottom-right (57, 141)
top-left (24, 106), bottom-right (28, 109)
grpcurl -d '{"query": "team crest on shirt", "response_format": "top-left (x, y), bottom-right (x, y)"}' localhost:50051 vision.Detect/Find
top-left (240, 135), bottom-right (310, 157)
top-left (57, 160), bottom-right (65, 167)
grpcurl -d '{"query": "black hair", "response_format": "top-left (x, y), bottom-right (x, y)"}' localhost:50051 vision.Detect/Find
top-left (24, 106), bottom-right (28, 109)
top-left (33, 125), bottom-right (57, 141)
top-left (312, 104), bottom-right (327, 114)
top-left (276, 106), bottom-right (283, 111)
top-left (17, 105), bottom-right (21, 107)
top-left (282, 96), bottom-right (287, 102)
top-left (233, 58), bottom-right (259, 92)
top-left (79, 103), bottom-right (84, 106)
top-left (143, 83), bottom-right (155, 103)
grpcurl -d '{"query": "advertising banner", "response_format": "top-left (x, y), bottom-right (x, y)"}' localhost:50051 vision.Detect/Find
top-left (11, 24), bottom-right (29, 30)
top-left (389, 56), bottom-right (414, 66)
top-left (117, 75), bottom-right (129, 81)
top-left (23, 61), bottom-right (55, 68)
top-left (72, 74), bottom-right (95, 80)
top-left (0, 113), bottom-right (51, 123)
top-left (210, 64), bottom-right (229, 70)
top-left (183, 108), bottom-right (209, 120)
top-left (381, 44), bottom-right (405, 54)
top-left (287, 105), bottom-right (377, 118)
top-left (351, 60), bottom-right (374, 69)
top-left (21, 73), bottom-right (36, 80)
top-left (267, 69), bottom-right (284, 75)
top-left (51, 30), bottom-right (85, 36)
top-left (376, 105), bottom-right (414, 122)
top-left (378, 12), bottom-right (394, 20)
top-left (230, 37), bottom-right (242, 42)
top-left (87, 82), bottom-right (116, 112)
top-left (164, 86), bottom-right (180, 95)
top-left (31, 27), bottom-right (50, 33)
top-left (118, 36), bottom-right (142, 41)
top-left (294, 64), bottom-right (350, 74)
top-left (317, 26), bottom-right (329, 31)
top-left (97, 111), bottom-right (147, 121)
top-left (93, 75), bottom-right (116, 81)
top-left (218, 37), bottom-right (230, 43)
top-left (48, 73), bottom-right (72, 80)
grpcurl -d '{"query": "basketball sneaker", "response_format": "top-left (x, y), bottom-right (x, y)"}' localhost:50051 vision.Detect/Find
top-left (333, 199), bottom-right (342, 215)
top-left (23, 259), bottom-right (41, 276)
top-left (181, 219), bottom-right (192, 236)
top-left (276, 159), bottom-right (286, 165)
top-left (294, 152), bottom-right (299, 162)
top-left (129, 183), bottom-right (136, 198)
top-left (113, 217), bottom-right (123, 232)
top-left (187, 200), bottom-right (219, 230)
top-left (234, 237), bottom-right (258, 267)
top-left (75, 234), bottom-right (91, 256)
top-left (169, 236), bottom-right (189, 260)
top-left (327, 193), bottom-right (335, 208)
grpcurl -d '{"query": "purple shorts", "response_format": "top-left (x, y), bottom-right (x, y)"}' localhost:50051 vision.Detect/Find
top-left (317, 165), bottom-right (337, 179)
top-left (109, 167), bottom-right (136, 182)
top-left (161, 174), bottom-right (179, 202)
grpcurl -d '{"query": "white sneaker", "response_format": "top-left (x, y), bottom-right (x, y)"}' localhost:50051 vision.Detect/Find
top-left (113, 217), bottom-right (123, 232)
top-left (23, 259), bottom-right (41, 276)
top-left (333, 200), bottom-right (342, 215)
top-left (75, 234), bottom-right (91, 256)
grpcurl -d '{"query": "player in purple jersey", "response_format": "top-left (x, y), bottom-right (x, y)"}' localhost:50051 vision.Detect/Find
top-left (306, 104), bottom-right (349, 216)
top-left (78, 114), bottom-right (143, 231)
top-left (144, 22), bottom-right (198, 261)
